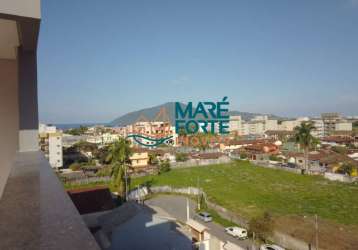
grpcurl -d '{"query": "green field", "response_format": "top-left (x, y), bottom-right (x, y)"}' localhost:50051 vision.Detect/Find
top-left (131, 161), bottom-right (358, 225)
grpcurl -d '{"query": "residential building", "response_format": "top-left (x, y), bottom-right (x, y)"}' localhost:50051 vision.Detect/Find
top-left (265, 119), bottom-right (278, 131)
top-left (130, 148), bottom-right (149, 168)
top-left (320, 113), bottom-right (353, 136)
top-left (264, 130), bottom-right (295, 141)
top-left (311, 119), bottom-right (325, 138)
top-left (239, 122), bottom-right (248, 135)
top-left (228, 115), bottom-right (242, 134)
top-left (335, 122), bottom-right (352, 132)
top-left (0, 1), bottom-right (100, 249)
top-left (39, 124), bottom-right (63, 168)
top-left (286, 150), bottom-right (358, 175)
top-left (278, 120), bottom-right (301, 131)
top-left (126, 121), bottom-right (177, 147)
top-left (248, 121), bottom-right (265, 135)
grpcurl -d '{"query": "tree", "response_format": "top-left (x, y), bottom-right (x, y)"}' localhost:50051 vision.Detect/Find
top-left (65, 126), bottom-right (88, 136)
top-left (249, 212), bottom-right (274, 242)
top-left (148, 153), bottom-right (159, 165)
top-left (106, 138), bottom-right (132, 200)
top-left (332, 146), bottom-right (348, 155)
top-left (159, 159), bottom-right (171, 174)
top-left (294, 122), bottom-right (318, 173)
top-left (336, 162), bottom-right (354, 176)
top-left (353, 121), bottom-right (358, 128)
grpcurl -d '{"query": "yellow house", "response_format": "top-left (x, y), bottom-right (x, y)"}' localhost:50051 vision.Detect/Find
top-left (130, 148), bottom-right (149, 168)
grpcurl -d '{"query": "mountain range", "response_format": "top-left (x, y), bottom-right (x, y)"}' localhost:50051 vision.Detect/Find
top-left (109, 102), bottom-right (283, 127)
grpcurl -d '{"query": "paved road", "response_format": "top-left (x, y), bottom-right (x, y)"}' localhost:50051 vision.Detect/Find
top-left (145, 195), bottom-right (254, 250)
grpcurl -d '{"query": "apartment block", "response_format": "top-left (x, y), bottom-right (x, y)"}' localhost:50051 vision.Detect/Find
top-left (321, 113), bottom-right (352, 136)
top-left (311, 119), bottom-right (325, 138)
top-left (335, 122), bottom-right (352, 132)
top-left (229, 115), bottom-right (242, 133)
top-left (39, 124), bottom-right (63, 168)
top-left (278, 120), bottom-right (301, 131)
top-left (265, 119), bottom-right (278, 131)
top-left (248, 121), bottom-right (265, 135)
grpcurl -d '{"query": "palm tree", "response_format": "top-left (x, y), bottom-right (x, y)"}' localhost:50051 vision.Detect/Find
top-left (106, 138), bottom-right (132, 200)
top-left (294, 122), bottom-right (317, 174)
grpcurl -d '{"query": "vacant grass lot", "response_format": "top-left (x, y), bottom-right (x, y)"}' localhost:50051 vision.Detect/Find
top-left (131, 160), bottom-right (358, 225)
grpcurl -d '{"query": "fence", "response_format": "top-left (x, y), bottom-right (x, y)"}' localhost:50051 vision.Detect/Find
top-left (64, 176), bottom-right (111, 185)
top-left (251, 160), bottom-right (302, 174)
top-left (171, 157), bottom-right (232, 168)
top-left (324, 172), bottom-right (358, 183)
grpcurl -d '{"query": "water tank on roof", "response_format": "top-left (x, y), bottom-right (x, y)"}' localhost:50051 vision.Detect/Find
top-left (274, 140), bottom-right (282, 146)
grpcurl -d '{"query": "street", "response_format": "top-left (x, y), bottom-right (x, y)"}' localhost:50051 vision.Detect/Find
top-left (145, 194), bottom-right (254, 250)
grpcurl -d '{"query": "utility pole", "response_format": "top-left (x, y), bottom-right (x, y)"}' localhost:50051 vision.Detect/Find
top-left (186, 198), bottom-right (190, 221)
top-left (252, 232), bottom-right (255, 250)
top-left (197, 177), bottom-right (200, 210)
top-left (315, 214), bottom-right (319, 250)
top-left (137, 184), bottom-right (140, 204)
top-left (124, 164), bottom-right (128, 201)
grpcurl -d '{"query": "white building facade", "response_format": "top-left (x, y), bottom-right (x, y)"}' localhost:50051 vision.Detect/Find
top-left (39, 124), bottom-right (63, 168)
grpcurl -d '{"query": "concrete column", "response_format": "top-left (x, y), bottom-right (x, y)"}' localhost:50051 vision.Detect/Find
top-left (18, 47), bottom-right (39, 152)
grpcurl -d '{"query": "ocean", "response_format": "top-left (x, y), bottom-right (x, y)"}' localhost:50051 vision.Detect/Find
top-left (54, 123), bottom-right (108, 130)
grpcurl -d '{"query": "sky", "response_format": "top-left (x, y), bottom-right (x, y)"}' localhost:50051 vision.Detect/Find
top-left (38, 0), bottom-right (358, 124)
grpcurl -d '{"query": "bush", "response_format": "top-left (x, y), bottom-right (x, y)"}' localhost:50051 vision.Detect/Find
top-left (175, 152), bottom-right (188, 162)
top-left (240, 152), bottom-right (248, 159)
top-left (269, 155), bottom-right (280, 161)
top-left (148, 153), bottom-right (159, 165)
top-left (249, 211), bottom-right (274, 242)
top-left (332, 146), bottom-right (348, 155)
top-left (69, 162), bottom-right (82, 171)
top-left (336, 162), bottom-right (354, 176)
top-left (159, 160), bottom-right (171, 174)
top-left (96, 166), bottom-right (112, 177)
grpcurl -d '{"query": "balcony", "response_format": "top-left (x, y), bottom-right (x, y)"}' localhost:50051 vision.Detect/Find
top-left (0, 151), bottom-right (100, 250)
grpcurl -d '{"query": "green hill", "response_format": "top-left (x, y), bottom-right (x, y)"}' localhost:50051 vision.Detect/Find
top-left (109, 102), bottom-right (282, 127)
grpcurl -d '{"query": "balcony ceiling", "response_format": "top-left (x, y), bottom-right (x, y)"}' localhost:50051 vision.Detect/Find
top-left (0, 19), bottom-right (19, 59)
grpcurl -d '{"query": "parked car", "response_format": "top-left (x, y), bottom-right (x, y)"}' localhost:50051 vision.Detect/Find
top-left (260, 244), bottom-right (285, 250)
top-left (196, 212), bottom-right (212, 222)
top-left (225, 227), bottom-right (248, 239)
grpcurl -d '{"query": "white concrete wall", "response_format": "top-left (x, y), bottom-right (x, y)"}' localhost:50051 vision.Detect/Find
top-left (0, 59), bottom-right (19, 197)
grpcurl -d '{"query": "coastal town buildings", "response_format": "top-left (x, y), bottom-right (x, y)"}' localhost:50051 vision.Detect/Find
top-left (227, 113), bottom-right (352, 139)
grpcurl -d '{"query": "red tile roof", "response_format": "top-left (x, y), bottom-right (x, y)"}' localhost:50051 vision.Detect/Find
top-left (191, 152), bottom-right (227, 159)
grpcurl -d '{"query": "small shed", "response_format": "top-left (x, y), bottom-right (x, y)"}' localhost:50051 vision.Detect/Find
top-left (186, 219), bottom-right (208, 242)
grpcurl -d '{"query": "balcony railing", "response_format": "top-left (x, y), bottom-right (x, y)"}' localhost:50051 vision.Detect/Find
top-left (0, 151), bottom-right (100, 250)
